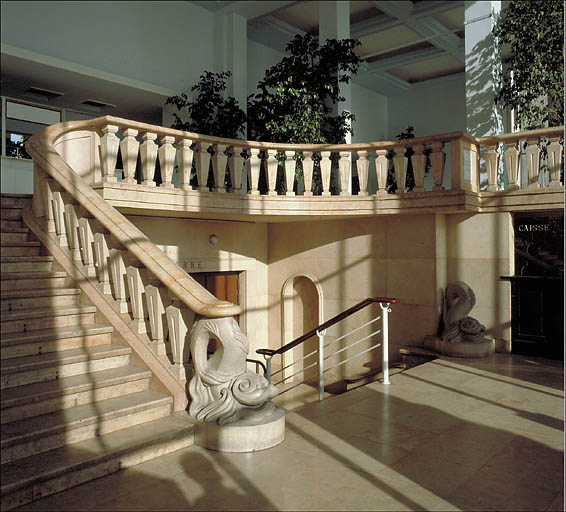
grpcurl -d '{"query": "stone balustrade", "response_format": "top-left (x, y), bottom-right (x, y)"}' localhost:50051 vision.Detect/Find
top-left (88, 117), bottom-right (563, 197)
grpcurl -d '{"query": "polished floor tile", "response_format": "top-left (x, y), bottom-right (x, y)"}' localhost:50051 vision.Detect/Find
top-left (16, 353), bottom-right (564, 511)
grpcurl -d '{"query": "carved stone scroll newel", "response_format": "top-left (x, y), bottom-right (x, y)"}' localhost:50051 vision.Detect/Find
top-left (189, 316), bottom-right (285, 452)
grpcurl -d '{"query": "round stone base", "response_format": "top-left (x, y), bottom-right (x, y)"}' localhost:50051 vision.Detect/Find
top-left (423, 335), bottom-right (495, 358)
top-left (195, 405), bottom-right (285, 452)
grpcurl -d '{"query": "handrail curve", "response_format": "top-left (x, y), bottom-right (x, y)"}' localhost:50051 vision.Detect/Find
top-left (257, 296), bottom-right (400, 357)
top-left (26, 119), bottom-right (241, 318)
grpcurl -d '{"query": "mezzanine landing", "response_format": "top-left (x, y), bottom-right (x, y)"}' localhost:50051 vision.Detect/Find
top-left (18, 353), bottom-right (564, 511)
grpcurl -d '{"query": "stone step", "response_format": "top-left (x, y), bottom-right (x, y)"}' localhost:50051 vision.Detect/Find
top-left (0, 219), bottom-right (22, 230)
top-left (0, 344), bottom-right (131, 389)
top-left (0, 243), bottom-right (41, 257)
top-left (0, 209), bottom-right (23, 220)
top-left (1, 390), bottom-right (173, 464)
top-left (1, 366), bottom-right (152, 424)
top-left (0, 324), bottom-right (113, 359)
top-left (0, 413), bottom-right (195, 511)
top-left (1, 271), bottom-right (67, 290)
top-left (1, 304), bottom-right (97, 334)
top-left (0, 288), bottom-right (80, 312)
top-left (1, 232), bottom-right (29, 243)
top-left (0, 195), bottom-right (31, 209)
top-left (0, 256), bottom-right (53, 272)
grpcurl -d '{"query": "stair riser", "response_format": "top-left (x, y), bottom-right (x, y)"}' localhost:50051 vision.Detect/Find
top-left (0, 247), bottom-right (40, 257)
top-left (1, 379), bottom-right (150, 424)
top-left (0, 220), bottom-right (21, 230)
top-left (1, 312), bottom-right (96, 334)
top-left (0, 198), bottom-right (28, 209)
top-left (0, 261), bottom-right (52, 272)
top-left (1, 277), bottom-right (67, 290)
top-left (0, 294), bottom-right (78, 312)
top-left (0, 332), bottom-right (112, 360)
top-left (1, 404), bottom-right (172, 464)
top-left (0, 208), bottom-right (23, 220)
top-left (0, 428), bottom-right (194, 511)
top-left (1, 233), bottom-right (28, 243)
top-left (1, 355), bottom-right (130, 389)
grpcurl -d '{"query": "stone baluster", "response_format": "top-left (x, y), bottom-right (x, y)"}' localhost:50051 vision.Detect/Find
top-left (338, 152), bottom-right (351, 196)
top-left (51, 191), bottom-right (68, 246)
top-left (145, 285), bottom-right (169, 355)
top-left (43, 178), bottom-right (56, 232)
top-left (485, 144), bottom-right (499, 191)
top-left (166, 304), bottom-right (196, 380)
top-left (228, 146), bottom-right (244, 193)
top-left (108, 249), bottom-right (130, 313)
top-left (211, 144), bottom-right (228, 193)
top-left (392, 146), bottom-right (407, 193)
top-left (547, 137), bottom-right (563, 187)
top-left (411, 144), bottom-right (427, 192)
top-left (429, 141), bottom-right (445, 191)
top-left (93, 233), bottom-right (111, 294)
top-left (78, 218), bottom-right (96, 277)
top-left (126, 266), bottom-right (147, 333)
top-left (356, 150), bottom-right (369, 196)
top-left (158, 136), bottom-right (176, 188)
top-left (247, 148), bottom-right (261, 195)
top-left (266, 149), bottom-right (278, 195)
top-left (140, 132), bottom-right (158, 186)
top-left (320, 151), bottom-right (332, 196)
top-left (375, 149), bottom-right (388, 195)
top-left (303, 152), bottom-right (314, 196)
top-left (177, 139), bottom-right (193, 191)
top-left (99, 125), bottom-right (119, 183)
top-left (284, 151), bottom-right (296, 196)
top-left (525, 138), bottom-right (541, 188)
top-left (504, 141), bottom-right (520, 190)
top-left (120, 128), bottom-right (139, 184)
top-left (63, 204), bottom-right (82, 261)
top-left (195, 142), bottom-right (212, 192)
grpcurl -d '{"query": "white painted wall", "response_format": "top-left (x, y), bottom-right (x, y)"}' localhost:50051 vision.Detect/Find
top-left (351, 83), bottom-right (388, 143)
top-left (0, 1), bottom-right (214, 93)
top-left (387, 75), bottom-right (466, 139)
top-left (246, 40), bottom-right (286, 97)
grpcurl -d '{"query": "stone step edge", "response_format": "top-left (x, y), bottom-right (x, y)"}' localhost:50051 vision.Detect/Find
top-left (1, 344), bottom-right (131, 375)
top-left (0, 324), bottom-right (113, 346)
top-left (1, 391), bottom-right (173, 450)
top-left (1, 366), bottom-right (152, 411)
top-left (0, 241), bottom-right (41, 248)
top-left (1, 304), bottom-right (97, 322)
top-left (0, 413), bottom-right (195, 505)
top-left (1, 271), bottom-right (66, 280)
top-left (1, 288), bottom-right (80, 300)
top-left (1, 227), bottom-right (29, 234)
top-left (0, 256), bottom-right (53, 263)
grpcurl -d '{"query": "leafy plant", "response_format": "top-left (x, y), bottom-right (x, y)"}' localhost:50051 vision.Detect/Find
top-left (494, 0), bottom-right (564, 130)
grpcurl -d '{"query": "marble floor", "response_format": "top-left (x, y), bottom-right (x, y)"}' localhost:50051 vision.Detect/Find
top-left (17, 353), bottom-right (564, 511)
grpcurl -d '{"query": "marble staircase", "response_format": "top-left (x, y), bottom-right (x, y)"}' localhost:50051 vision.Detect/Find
top-left (0, 195), bottom-right (195, 511)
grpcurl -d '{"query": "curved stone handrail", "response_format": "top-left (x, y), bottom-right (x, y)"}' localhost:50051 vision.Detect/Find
top-left (26, 118), bottom-right (241, 318)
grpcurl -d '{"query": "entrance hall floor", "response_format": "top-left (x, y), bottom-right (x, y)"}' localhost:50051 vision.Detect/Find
top-left (17, 354), bottom-right (564, 511)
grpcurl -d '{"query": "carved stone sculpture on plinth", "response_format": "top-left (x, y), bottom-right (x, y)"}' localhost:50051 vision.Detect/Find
top-left (188, 316), bottom-right (285, 452)
top-left (424, 281), bottom-right (495, 357)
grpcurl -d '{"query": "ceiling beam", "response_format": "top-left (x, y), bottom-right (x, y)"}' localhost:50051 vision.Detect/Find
top-left (365, 46), bottom-right (445, 73)
top-left (372, 1), bottom-right (464, 63)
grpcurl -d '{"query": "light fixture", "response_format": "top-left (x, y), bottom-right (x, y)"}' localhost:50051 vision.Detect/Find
top-left (209, 234), bottom-right (218, 244)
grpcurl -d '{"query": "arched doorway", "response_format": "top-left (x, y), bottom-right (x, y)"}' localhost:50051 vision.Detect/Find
top-left (281, 274), bottom-right (323, 382)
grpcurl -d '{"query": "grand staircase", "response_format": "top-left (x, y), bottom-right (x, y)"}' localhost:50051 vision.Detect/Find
top-left (0, 194), bottom-right (195, 510)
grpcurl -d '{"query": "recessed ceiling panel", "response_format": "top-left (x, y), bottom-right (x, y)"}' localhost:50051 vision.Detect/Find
top-left (357, 25), bottom-right (423, 57)
top-left (349, 1), bottom-right (382, 24)
top-left (388, 55), bottom-right (464, 83)
top-left (273, 0), bottom-right (319, 33)
top-left (433, 6), bottom-right (465, 31)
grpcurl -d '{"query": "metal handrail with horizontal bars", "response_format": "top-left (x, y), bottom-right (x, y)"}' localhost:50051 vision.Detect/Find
top-left (257, 296), bottom-right (400, 400)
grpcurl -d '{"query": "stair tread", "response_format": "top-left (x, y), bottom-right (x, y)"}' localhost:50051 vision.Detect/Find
top-left (1, 390), bottom-right (173, 447)
top-left (0, 256), bottom-right (53, 263)
top-left (1, 271), bottom-right (66, 280)
top-left (0, 324), bottom-right (113, 346)
top-left (1, 288), bottom-right (80, 300)
top-left (1, 304), bottom-right (97, 322)
top-left (1, 366), bottom-right (152, 409)
top-left (0, 227), bottom-right (28, 234)
top-left (0, 413), bottom-right (195, 492)
top-left (0, 344), bottom-right (130, 373)
top-left (0, 241), bottom-right (40, 248)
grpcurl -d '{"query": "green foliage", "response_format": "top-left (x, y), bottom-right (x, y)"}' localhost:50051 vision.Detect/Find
top-left (494, 0), bottom-right (564, 130)
top-left (166, 71), bottom-right (246, 139)
top-left (247, 33), bottom-right (361, 144)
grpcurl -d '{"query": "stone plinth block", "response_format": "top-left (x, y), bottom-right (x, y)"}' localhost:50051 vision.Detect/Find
top-left (423, 335), bottom-right (495, 358)
top-left (195, 403), bottom-right (285, 452)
